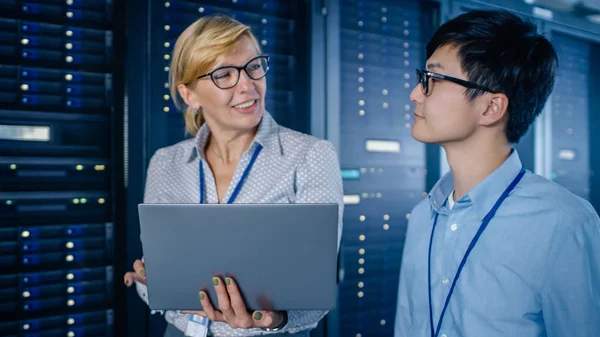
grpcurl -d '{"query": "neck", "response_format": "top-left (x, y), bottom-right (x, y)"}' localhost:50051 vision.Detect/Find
top-left (444, 137), bottom-right (511, 201)
top-left (206, 127), bottom-right (258, 165)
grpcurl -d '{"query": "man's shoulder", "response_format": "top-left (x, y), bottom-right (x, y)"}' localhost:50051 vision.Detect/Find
top-left (406, 197), bottom-right (432, 227)
top-left (517, 172), bottom-right (598, 222)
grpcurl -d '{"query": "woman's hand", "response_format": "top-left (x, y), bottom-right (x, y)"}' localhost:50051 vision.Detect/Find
top-left (183, 276), bottom-right (285, 330)
top-left (123, 259), bottom-right (147, 287)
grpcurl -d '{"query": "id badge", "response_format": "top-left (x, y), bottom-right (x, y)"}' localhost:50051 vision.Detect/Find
top-left (184, 314), bottom-right (208, 337)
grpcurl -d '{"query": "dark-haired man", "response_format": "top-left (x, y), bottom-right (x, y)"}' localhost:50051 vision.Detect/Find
top-left (395, 9), bottom-right (600, 337)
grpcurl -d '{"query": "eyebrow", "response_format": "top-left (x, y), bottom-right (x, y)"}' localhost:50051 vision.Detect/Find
top-left (214, 55), bottom-right (261, 69)
top-left (426, 63), bottom-right (444, 71)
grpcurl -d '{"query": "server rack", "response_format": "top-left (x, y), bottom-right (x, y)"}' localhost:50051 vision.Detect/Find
top-left (326, 1), bottom-right (439, 336)
top-left (0, 0), bottom-right (124, 336)
top-left (543, 22), bottom-right (600, 201)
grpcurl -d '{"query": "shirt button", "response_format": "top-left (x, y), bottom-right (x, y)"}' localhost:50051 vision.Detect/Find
top-left (450, 223), bottom-right (458, 231)
top-left (442, 278), bottom-right (450, 286)
top-left (441, 334), bottom-right (448, 337)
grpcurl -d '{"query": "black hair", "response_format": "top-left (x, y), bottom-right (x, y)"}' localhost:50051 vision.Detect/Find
top-left (427, 10), bottom-right (558, 143)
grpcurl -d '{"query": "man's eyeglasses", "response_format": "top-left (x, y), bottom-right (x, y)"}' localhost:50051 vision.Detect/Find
top-left (197, 55), bottom-right (270, 89)
top-left (416, 69), bottom-right (496, 95)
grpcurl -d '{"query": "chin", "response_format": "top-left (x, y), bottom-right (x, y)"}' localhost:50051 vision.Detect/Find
top-left (411, 125), bottom-right (437, 144)
top-left (231, 109), bottom-right (263, 130)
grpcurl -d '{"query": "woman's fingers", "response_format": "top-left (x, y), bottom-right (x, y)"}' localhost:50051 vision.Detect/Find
top-left (133, 260), bottom-right (146, 277)
top-left (123, 272), bottom-right (135, 287)
top-left (199, 290), bottom-right (225, 322)
top-left (224, 277), bottom-right (248, 317)
top-left (123, 271), bottom-right (146, 286)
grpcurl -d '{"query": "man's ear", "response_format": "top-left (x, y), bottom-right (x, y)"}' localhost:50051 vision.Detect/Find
top-left (479, 93), bottom-right (509, 127)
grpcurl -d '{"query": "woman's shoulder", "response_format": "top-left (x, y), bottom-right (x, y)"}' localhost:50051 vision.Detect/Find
top-left (276, 126), bottom-right (336, 157)
top-left (150, 138), bottom-right (196, 165)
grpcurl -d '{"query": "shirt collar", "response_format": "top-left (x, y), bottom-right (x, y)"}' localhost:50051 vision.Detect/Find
top-left (428, 149), bottom-right (524, 221)
top-left (184, 111), bottom-right (282, 163)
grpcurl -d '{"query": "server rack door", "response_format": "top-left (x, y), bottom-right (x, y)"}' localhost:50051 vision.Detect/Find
top-left (331, 1), bottom-right (438, 336)
top-left (542, 22), bottom-right (600, 202)
top-left (0, 1), bottom-right (122, 336)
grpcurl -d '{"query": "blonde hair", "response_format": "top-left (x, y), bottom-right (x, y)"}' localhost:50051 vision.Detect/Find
top-left (169, 15), bottom-right (261, 136)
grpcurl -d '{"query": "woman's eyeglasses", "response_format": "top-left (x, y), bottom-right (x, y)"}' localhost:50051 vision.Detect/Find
top-left (197, 55), bottom-right (270, 90)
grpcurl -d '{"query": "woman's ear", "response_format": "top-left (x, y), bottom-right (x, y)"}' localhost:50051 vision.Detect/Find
top-left (177, 83), bottom-right (199, 108)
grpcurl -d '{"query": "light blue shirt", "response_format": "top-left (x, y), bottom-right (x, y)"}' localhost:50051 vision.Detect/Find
top-left (395, 150), bottom-right (600, 337)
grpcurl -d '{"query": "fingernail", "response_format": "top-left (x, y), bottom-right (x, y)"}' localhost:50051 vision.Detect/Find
top-left (125, 280), bottom-right (130, 286)
top-left (212, 277), bottom-right (219, 286)
top-left (199, 292), bottom-right (205, 301)
top-left (225, 277), bottom-right (231, 286)
top-left (253, 312), bottom-right (263, 321)
top-left (139, 269), bottom-right (145, 277)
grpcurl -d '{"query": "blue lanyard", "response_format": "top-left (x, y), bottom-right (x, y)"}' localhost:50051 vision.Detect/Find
top-left (199, 144), bottom-right (263, 204)
top-left (428, 166), bottom-right (526, 337)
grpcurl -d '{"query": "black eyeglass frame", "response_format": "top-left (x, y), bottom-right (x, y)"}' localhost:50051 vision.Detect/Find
top-left (197, 55), bottom-right (270, 89)
top-left (416, 69), bottom-right (496, 95)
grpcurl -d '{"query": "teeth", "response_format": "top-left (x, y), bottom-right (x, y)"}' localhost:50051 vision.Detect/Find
top-left (234, 100), bottom-right (255, 109)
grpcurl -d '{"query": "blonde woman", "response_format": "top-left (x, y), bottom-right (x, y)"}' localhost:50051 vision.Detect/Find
top-left (123, 15), bottom-right (343, 337)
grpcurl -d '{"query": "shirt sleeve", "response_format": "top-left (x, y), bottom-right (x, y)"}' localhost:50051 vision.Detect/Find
top-left (136, 149), bottom-right (164, 309)
top-left (541, 215), bottom-right (600, 337)
top-left (135, 150), bottom-right (193, 331)
top-left (133, 149), bottom-right (183, 318)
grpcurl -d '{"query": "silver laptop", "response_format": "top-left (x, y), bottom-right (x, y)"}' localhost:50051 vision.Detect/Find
top-left (138, 203), bottom-right (339, 311)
